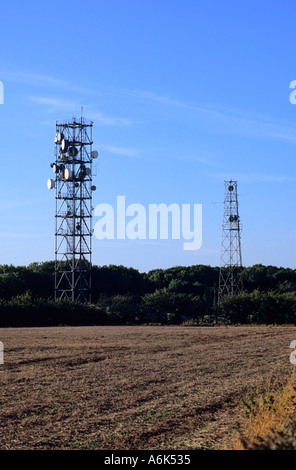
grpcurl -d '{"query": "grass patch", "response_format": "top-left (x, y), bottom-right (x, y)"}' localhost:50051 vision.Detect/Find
top-left (231, 370), bottom-right (296, 449)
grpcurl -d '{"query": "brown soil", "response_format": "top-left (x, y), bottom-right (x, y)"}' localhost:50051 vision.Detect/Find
top-left (0, 324), bottom-right (295, 450)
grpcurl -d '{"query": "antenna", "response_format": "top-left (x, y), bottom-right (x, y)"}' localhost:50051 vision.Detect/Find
top-left (47, 117), bottom-right (99, 302)
top-left (218, 180), bottom-right (243, 301)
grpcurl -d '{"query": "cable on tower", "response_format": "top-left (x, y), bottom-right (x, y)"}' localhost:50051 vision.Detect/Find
top-left (218, 180), bottom-right (243, 302)
top-left (47, 117), bottom-right (98, 303)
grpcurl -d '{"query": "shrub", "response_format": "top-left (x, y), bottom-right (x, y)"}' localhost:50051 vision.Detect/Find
top-left (219, 290), bottom-right (296, 324)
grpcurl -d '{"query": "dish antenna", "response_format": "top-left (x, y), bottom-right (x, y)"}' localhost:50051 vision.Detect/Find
top-left (218, 180), bottom-right (243, 301)
top-left (47, 117), bottom-right (98, 303)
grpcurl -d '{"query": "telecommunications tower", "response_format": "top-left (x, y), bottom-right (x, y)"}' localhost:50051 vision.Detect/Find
top-left (218, 180), bottom-right (243, 301)
top-left (47, 117), bottom-right (98, 302)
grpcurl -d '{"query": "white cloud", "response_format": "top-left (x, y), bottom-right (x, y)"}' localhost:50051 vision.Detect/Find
top-left (29, 96), bottom-right (132, 126)
top-left (30, 96), bottom-right (78, 109)
top-left (113, 87), bottom-right (296, 144)
top-left (0, 69), bottom-right (91, 93)
top-left (98, 144), bottom-right (139, 157)
top-left (209, 172), bottom-right (296, 183)
top-left (85, 110), bottom-right (132, 126)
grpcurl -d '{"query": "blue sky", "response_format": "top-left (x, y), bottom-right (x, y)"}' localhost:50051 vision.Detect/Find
top-left (0, 0), bottom-right (295, 272)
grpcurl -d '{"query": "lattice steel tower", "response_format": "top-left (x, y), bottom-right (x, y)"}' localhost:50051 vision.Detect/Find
top-left (218, 180), bottom-right (243, 300)
top-left (47, 117), bottom-right (98, 302)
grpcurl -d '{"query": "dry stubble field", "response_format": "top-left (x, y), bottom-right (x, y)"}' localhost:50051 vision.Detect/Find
top-left (0, 324), bottom-right (296, 450)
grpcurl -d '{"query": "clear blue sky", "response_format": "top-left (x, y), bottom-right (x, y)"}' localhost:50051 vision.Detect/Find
top-left (0, 0), bottom-right (295, 272)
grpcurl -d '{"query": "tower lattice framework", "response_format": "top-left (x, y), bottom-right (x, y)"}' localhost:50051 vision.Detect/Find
top-left (218, 180), bottom-right (243, 301)
top-left (48, 117), bottom-right (97, 302)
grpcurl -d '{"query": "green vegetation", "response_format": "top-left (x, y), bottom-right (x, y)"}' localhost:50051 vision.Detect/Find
top-left (219, 290), bottom-right (296, 324)
top-left (0, 262), bottom-right (295, 326)
top-left (232, 372), bottom-right (296, 450)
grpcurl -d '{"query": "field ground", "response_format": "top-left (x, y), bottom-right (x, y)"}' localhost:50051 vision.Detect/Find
top-left (1, 325), bottom-right (296, 450)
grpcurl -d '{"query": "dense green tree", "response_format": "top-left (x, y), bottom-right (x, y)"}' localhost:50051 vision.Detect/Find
top-left (219, 290), bottom-right (296, 325)
top-left (0, 261), bottom-right (295, 326)
top-left (141, 288), bottom-right (200, 324)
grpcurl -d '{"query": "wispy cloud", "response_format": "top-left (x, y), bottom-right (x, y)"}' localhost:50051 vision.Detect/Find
top-left (6, 69), bottom-right (296, 142)
top-left (201, 104), bottom-right (296, 144)
top-left (98, 144), bottom-right (139, 157)
top-left (209, 172), bottom-right (296, 183)
top-left (119, 89), bottom-right (194, 109)
top-left (30, 96), bottom-right (78, 109)
top-left (0, 232), bottom-right (41, 239)
top-left (0, 69), bottom-right (132, 126)
top-left (114, 87), bottom-right (296, 144)
top-left (85, 110), bottom-right (132, 126)
top-left (30, 96), bottom-right (132, 126)
top-left (0, 197), bottom-right (48, 213)
top-left (173, 153), bottom-right (224, 168)
top-left (0, 69), bottom-right (91, 94)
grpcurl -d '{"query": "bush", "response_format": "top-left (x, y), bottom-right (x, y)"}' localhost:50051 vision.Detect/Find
top-left (140, 288), bottom-right (200, 324)
top-left (100, 294), bottom-right (140, 324)
top-left (219, 290), bottom-right (296, 324)
top-left (0, 292), bottom-right (106, 327)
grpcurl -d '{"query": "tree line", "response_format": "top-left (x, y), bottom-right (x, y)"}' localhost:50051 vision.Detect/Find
top-left (0, 262), bottom-right (295, 326)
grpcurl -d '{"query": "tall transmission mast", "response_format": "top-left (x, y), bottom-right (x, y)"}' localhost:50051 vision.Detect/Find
top-left (218, 180), bottom-right (243, 301)
top-left (47, 117), bottom-right (98, 302)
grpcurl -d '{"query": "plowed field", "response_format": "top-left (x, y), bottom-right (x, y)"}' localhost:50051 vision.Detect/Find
top-left (0, 325), bottom-right (295, 450)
